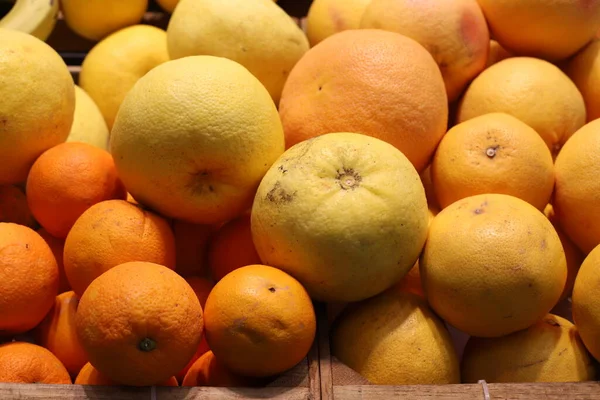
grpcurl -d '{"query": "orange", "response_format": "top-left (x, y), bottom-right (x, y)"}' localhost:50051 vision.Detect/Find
top-left (0, 223), bottom-right (58, 334)
top-left (75, 362), bottom-right (178, 386)
top-left (421, 194), bottom-right (567, 337)
top-left (457, 57), bottom-right (586, 156)
top-left (566, 39), bottom-right (600, 122)
top-left (182, 351), bottom-right (254, 387)
top-left (554, 119), bottom-right (600, 253)
top-left (432, 113), bottom-right (555, 210)
top-left (176, 276), bottom-right (214, 381)
top-left (173, 220), bottom-right (213, 277)
top-left (63, 200), bottom-right (176, 296)
top-left (279, 29), bottom-right (448, 172)
top-left (204, 265), bottom-right (316, 377)
top-left (26, 142), bottom-right (127, 239)
top-left (37, 228), bottom-right (70, 293)
top-left (476, 0), bottom-right (600, 61)
top-left (208, 213), bottom-right (261, 282)
top-left (0, 342), bottom-right (71, 384)
top-left (76, 261), bottom-right (203, 386)
top-left (545, 204), bottom-right (584, 301)
top-left (36, 291), bottom-right (87, 376)
top-left (361, 0), bottom-right (489, 102)
top-left (486, 40), bottom-right (513, 68)
top-left (0, 185), bottom-right (36, 228)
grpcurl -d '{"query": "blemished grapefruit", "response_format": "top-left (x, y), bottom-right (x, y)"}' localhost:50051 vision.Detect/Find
top-left (252, 132), bottom-right (429, 302)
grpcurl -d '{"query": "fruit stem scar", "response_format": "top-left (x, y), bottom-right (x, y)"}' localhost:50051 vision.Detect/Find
top-left (486, 146), bottom-right (499, 158)
top-left (138, 338), bottom-right (157, 352)
top-left (268, 287), bottom-right (276, 293)
top-left (336, 168), bottom-right (362, 190)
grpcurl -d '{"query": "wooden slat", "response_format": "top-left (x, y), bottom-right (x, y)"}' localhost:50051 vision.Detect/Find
top-left (333, 382), bottom-right (600, 400)
top-left (0, 383), bottom-right (312, 400)
top-left (316, 303), bottom-right (333, 400)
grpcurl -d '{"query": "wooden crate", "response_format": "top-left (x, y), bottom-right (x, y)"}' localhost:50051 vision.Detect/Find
top-left (316, 302), bottom-right (600, 400)
top-left (0, 332), bottom-right (320, 400)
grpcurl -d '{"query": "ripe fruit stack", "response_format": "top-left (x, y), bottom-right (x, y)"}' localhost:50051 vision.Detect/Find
top-left (3, 0), bottom-right (600, 392)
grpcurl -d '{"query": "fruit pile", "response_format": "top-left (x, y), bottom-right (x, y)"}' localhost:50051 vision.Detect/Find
top-left (1, 0), bottom-right (600, 390)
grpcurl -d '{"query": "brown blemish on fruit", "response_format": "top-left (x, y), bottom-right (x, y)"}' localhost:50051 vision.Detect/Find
top-left (558, 348), bottom-right (568, 356)
top-left (520, 358), bottom-right (548, 368)
top-left (266, 182), bottom-right (295, 204)
top-left (278, 165), bottom-right (288, 174)
top-left (268, 287), bottom-right (276, 293)
top-left (337, 168), bottom-right (362, 190)
top-left (541, 239), bottom-right (547, 249)
top-left (472, 200), bottom-right (489, 215)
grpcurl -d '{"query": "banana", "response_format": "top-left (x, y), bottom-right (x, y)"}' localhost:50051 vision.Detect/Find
top-left (0, 0), bottom-right (59, 41)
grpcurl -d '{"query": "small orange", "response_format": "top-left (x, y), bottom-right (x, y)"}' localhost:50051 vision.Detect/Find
top-left (75, 362), bottom-right (178, 386)
top-left (26, 142), bottom-right (127, 239)
top-left (36, 291), bottom-right (88, 376)
top-left (204, 265), bottom-right (316, 377)
top-left (182, 351), bottom-right (254, 387)
top-left (0, 185), bottom-right (36, 228)
top-left (64, 199), bottom-right (176, 296)
top-left (208, 214), bottom-right (261, 281)
top-left (176, 276), bottom-right (214, 382)
top-left (37, 228), bottom-right (70, 293)
top-left (76, 261), bottom-right (203, 386)
top-left (0, 223), bottom-right (58, 334)
top-left (0, 342), bottom-right (71, 384)
top-left (173, 220), bottom-right (213, 277)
